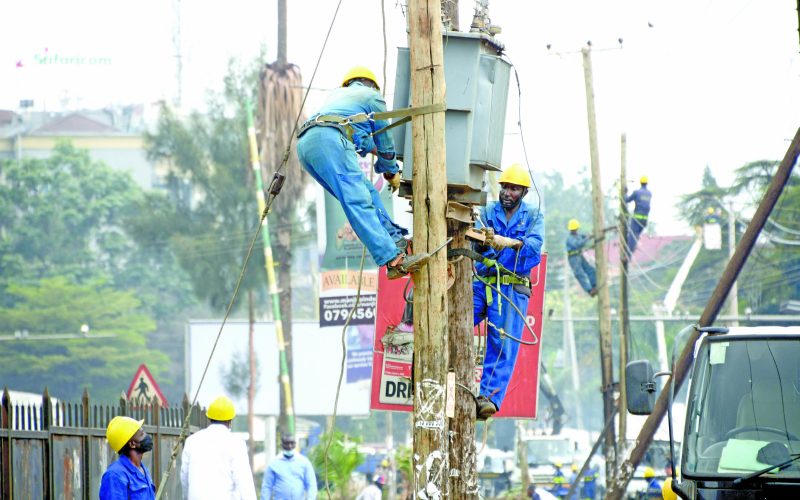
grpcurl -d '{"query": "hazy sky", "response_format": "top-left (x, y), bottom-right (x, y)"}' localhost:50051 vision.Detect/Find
top-left (3, 0), bottom-right (799, 235)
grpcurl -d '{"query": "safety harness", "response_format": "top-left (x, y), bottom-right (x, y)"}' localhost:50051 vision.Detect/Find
top-left (296, 102), bottom-right (446, 140)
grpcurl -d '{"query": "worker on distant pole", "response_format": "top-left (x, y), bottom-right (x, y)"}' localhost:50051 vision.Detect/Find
top-left (624, 175), bottom-right (651, 259)
top-left (180, 396), bottom-right (256, 499)
top-left (566, 219), bottom-right (597, 297)
top-left (473, 163), bottom-right (544, 420)
top-left (296, 66), bottom-right (428, 279)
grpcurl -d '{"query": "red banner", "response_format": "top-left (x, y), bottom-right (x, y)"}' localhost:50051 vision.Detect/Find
top-left (369, 253), bottom-right (547, 418)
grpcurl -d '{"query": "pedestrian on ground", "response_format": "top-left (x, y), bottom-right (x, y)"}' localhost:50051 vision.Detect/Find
top-left (644, 467), bottom-right (662, 499)
top-left (296, 66), bottom-right (428, 280)
top-left (624, 176), bottom-right (652, 258)
top-left (180, 395), bottom-right (256, 499)
top-left (99, 416), bottom-right (156, 499)
top-left (473, 163), bottom-right (545, 420)
top-left (565, 219), bottom-right (597, 297)
top-left (260, 434), bottom-right (317, 500)
top-left (356, 474), bottom-right (385, 500)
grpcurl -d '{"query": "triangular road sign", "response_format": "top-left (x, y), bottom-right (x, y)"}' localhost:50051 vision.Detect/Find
top-left (126, 364), bottom-right (167, 406)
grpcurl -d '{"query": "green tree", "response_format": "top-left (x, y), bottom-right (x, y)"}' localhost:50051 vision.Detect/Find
top-left (0, 142), bottom-right (187, 399)
top-left (308, 430), bottom-right (364, 500)
top-left (730, 160), bottom-right (800, 313)
top-left (676, 165), bottom-right (728, 227)
top-left (0, 277), bottom-right (167, 400)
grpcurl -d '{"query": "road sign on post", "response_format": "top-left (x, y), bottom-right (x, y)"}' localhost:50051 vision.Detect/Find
top-left (126, 364), bottom-right (167, 407)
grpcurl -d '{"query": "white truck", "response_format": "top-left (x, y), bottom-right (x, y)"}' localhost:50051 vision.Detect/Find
top-left (626, 325), bottom-right (800, 499)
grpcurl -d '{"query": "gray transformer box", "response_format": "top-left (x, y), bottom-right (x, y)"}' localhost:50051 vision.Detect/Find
top-left (392, 31), bottom-right (511, 206)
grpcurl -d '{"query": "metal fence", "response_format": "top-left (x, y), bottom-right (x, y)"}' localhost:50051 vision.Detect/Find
top-left (0, 387), bottom-right (207, 499)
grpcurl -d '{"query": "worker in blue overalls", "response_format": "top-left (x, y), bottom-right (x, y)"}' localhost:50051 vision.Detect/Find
top-left (624, 175), bottom-right (651, 259)
top-left (296, 66), bottom-right (427, 279)
top-left (473, 163), bottom-right (544, 420)
top-left (566, 219), bottom-right (597, 297)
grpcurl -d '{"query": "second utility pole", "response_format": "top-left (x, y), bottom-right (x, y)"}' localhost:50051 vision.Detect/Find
top-left (581, 46), bottom-right (617, 486)
top-left (409, 0), bottom-right (450, 497)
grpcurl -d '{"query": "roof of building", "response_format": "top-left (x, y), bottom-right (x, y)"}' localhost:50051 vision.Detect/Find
top-left (32, 113), bottom-right (120, 134)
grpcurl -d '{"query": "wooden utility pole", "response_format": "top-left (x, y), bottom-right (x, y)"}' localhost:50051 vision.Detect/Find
top-left (581, 46), bottom-right (616, 486)
top-left (607, 127), bottom-right (800, 499)
top-left (438, 1), bottom-right (478, 497)
top-left (618, 133), bottom-right (629, 455)
top-left (409, 0), bottom-right (450, 497)
top-left (727, 201), bottom-right (739, 326)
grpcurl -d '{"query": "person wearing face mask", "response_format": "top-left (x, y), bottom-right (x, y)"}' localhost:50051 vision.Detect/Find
top-left (473, 163), bottom-right (545, 420)
top-left (180, 396), bottom-right (256, 499)
top-left (100, 416), bottom-right (156, 499)
top-left (260, 433), bottom-right (317, 500)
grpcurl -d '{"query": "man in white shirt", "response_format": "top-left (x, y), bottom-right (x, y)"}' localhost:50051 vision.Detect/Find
top-left (181, 396), bottom-right (256, 500)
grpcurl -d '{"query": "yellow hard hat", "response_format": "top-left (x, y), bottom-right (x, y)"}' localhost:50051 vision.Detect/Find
top-left (554, 460), bottom-right (562, 468)
top-left (661, 477), bottom-right (677, 500)
top-left (571, 463), bottom-right (578, 472)
top-left (497, 163), bottom-right (532, 188)
top-left (644, 466), bottom-right (656, 478)
top-left (640, 175), bottom-right (649, 184)
top-left (568, 219), bottom-right (580, 231)
top-left (707, 207), bottom-right (715, 214)
top-left (342, 66), bottom-right (379, 89)
top-left (206, 396), bottom-right (236, 421)
top-left (106, 416), bottom-right (144, 452)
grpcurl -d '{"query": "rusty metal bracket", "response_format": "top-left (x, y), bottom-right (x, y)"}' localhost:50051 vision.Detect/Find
top-left (446, 201), bottom-right (473, 224)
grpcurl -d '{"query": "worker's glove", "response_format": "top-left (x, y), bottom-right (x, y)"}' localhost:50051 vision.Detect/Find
top-left (490, 235), bottom-right (522, 251)
top-left (383, 172), bottom-right (401, 192)
top-left (479, 227), bottom-right (495, 247)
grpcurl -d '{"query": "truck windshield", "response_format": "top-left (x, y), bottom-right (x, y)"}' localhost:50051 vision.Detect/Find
top-left (684, 338), bottom-right (800, 478)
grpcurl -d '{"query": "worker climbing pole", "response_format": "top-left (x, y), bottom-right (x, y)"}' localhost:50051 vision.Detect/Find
top-left (408, 0), bottom-right (450, 497)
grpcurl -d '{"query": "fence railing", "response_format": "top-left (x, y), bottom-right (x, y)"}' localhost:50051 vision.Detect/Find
top-left (0, 387), bottom-right (207, 499)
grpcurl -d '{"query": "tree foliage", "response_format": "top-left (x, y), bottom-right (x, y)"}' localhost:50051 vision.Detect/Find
top-left (0, 277), bottom-right (167, 400)
top-left (0, 143), bottom-right (183, 400)
top-left (308, 430), bottom-right (365, 500)
top-left (140, 72), bottom-right (268, 312)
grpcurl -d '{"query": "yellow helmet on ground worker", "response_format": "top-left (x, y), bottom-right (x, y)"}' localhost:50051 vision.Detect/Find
top-left (106, 416), bottom-right (144, 453)
top-left (640, 175), bottom-right (649, 184)
top-left (206, 396), bottom-right (236, 421)
top-left (568, 219), bottom-right (580, 231)
top-left (342, 66), bottom-right (379, 89)
top-left (644, 466), bottom-right (656, 479)
top-left (661, 477), bottom-right (677, 500)
top-left (498, 163), bottom-right (532, 188)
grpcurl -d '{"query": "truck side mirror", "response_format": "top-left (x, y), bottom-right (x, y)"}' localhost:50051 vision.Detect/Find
top-left (626, 360), bottom-right (655, 415)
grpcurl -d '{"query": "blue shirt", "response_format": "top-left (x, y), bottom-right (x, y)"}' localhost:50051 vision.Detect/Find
top-left (313, 82), bottom-right (397, 174)
top-left (566, 232), bottom-right (590, 254)
top-left (99, 455), bottom-right (155, 500)
top-left (260, 453), bottom-right (317, 500)
top-left (625, 186), bottom-right (652, 216)
top-left (474, 201), bottom-right (544, 277)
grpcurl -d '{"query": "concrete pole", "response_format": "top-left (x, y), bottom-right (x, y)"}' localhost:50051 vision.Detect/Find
top-left (618, 133), bottom-right (629, 454)
top-left (409, 1), bottom-right (450, 497)
top-left (563, 258), bottom-right (583, 431)
top-left (728, 201), bottom-right (739, 326)
top-left (581, 46), bottom-right (617, 485)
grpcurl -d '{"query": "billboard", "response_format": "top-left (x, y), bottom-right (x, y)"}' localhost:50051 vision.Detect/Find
top-left (186, 320), bottom-right (371, 416)
top-left (369, 253), bottom-right (548, 419)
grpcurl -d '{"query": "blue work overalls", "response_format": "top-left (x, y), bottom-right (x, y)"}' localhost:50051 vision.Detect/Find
top-left (297, 82), bottom-right (407, 266)
top-left (473, 201), bottom-right (544, 410)
top-left (625, 186), bottom-right (651, 254)
top-left (566, 232), bottom-right (596, 293)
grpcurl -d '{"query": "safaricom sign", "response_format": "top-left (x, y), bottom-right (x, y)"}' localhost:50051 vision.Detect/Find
top-left (31, 49), bottom-right (112, 66)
